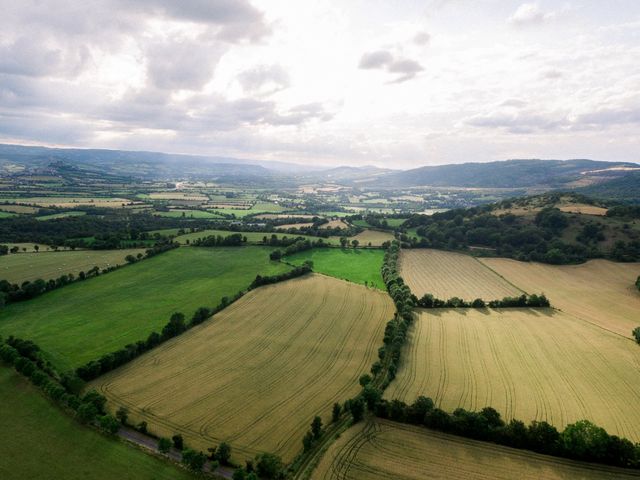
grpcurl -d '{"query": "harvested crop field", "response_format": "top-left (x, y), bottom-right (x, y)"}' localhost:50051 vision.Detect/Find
top-left (314, 419), bottom-right (640, 480)
top-left (481, 258), bottom-right (640, 337)
top-left (0, 248), bottom-right (145, 284)
top-left (558, 203), bottom-right (608, 215)
top-left (91, 275), bottom-right (394, 462)
top-left (385, 309), bottom-right (640, 442)
top-left (400, 249), bottom-right (522, 300)
top-left (351, 229), bottom-right (395, 247)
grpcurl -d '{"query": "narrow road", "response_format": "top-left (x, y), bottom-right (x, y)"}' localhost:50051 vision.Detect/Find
top-left (118, 426), bottom-right (235, 479)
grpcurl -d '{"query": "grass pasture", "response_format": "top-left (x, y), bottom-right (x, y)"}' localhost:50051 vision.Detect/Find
top-left (35, 211), bottom-right (87, 221)
top-left (0, 367), bottom-right (193, 480)
top-left (2, 197), bottom-right (131, 208)
top-left (0, 204), bottom-right (39, 214)
top-left (0, 247), bottom-right (289, 370)
top-left (313, 419), bottom-right (640, 480)
top-left (153, 209), bottom-right (223, 219)
top-left (90, 275), bottom-right (395, 462)
top-left (174, 229), bottom-right (333, 245)
top-left (481, 258), bottom-right (640, 337)
top-left (286, 248), bottom-right (385, 289)
top-left (0, 248), bottom-right (145, 284)
top-left (400, 249), bottom-right (523, 300)
top-left (385, 309), bottom-right (640, 442)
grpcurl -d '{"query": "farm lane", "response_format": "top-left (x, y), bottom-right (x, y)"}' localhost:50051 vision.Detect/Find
top-left (118, 427), bottom-right (234, 479)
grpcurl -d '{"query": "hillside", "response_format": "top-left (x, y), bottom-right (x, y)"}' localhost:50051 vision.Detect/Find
top-left (577, 172), bottom-right (640, 203)
top-left (372, 159), bottom-right (640, 188)
top-left (401, 192), bottom-right (640, 264)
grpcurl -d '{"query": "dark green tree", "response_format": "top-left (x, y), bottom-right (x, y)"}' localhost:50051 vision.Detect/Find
top-left (172, 434), bottom-right (184, 450)
top-left (332, 402), bottom-right (342, 422)
top-left (158, 437), bottom-right (172, 454)
top-left (115, 406), bottom-right (129, 425)
top-left (255, 452), bottom-right (284, 479)
top-left (98, 415), bottom-right (120, 434)
top-left (216, 442), bottom-right (232, 465)
top-left (311, 416), bottom-right (323, 439)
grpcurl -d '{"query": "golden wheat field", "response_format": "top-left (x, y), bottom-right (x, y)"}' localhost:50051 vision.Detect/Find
top-left (91, 274), bottom-right (394, 462)
top-left (385, 309), bottom-right (640, 442)
top-left (399, 249), bottom-right (523, 300)
top-left (313, 419), bottom-right (640, 480)
top-left (558, 203), bottom-right (608, 215)
top-left (481, 258), bottom-right (640, 337)
top-left (351, 229), bottom-right (395, 247)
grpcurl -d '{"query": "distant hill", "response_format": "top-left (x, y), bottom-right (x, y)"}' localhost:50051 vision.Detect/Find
top-left (370, 159), bottom-right (640, 189)
top-left (576, 172), bottom-right (640, 204)
top-left (0, 144), bottom-right (318, 180)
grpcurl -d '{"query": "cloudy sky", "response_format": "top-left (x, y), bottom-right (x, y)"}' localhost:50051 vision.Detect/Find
top-left (1, 0), bottom-right (639, 168)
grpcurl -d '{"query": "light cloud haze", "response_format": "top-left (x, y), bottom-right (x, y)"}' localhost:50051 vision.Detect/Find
top-left (0, 0), bottom-right (639, 167)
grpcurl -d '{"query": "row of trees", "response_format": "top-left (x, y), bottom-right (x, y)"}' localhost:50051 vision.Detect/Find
top-left (0, 337), bottom-right (119, 433)
top-left (368, 395), bottom-right (640, 468)
top-left (0, 212), bottom-right (201, 248)
top-left (192, 233), bottom-right (245, 247)
top-left (250, 262), bottom-right (313, 289)
top-left (415, 293), bottom-right (551, 309)
top-left (269, 238), bottom-right (328, 260)
top-left (633, 327), bottom-right (640, 345)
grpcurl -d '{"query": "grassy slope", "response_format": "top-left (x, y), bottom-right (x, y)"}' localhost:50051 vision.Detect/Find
top-left (0, 247), bottom-right (289, 370)
top-left (286, 248), bottom-right (385, 289)
top-left (0, 367), bottom-right (193, 480)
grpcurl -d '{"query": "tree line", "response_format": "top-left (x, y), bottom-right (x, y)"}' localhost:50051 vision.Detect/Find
top-left (415, 292), bottom-right (550, 309)
top-left (367, 395), bottom-right (640, 469)
top-left (269, 238), bottom-right (328, 261)
top-left (0, 211), bottom-right (202, 248)
top-left (249, 262), bottom-right (313, 289)
top-left (192, 233), bottom-right (245, 247)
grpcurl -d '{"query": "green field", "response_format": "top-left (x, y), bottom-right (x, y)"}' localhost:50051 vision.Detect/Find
top-left (0, 247), bottom-right (290, 370)
top-left (0, 211), bottom-right (17, 218)
top-left (0, 249), bottom-right (146, 284)
top-left (153, 209), bottom-right (223, 219)
top-left (285, 248), bottom-right (385, 289)
top-left (36, 211), bottom-right (87, 221)
top-left (175, 229), bottom-right (338, 245)
top-left (0, 367), bottom-right (193, 480)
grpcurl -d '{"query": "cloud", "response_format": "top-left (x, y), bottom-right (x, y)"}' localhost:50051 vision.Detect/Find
top-left (237, 64), bottom-right (290, 95)
top-left (387, 59), bottom-right (424, 83)
top-left (465, 110), bottom-right (565, 133)
top-left (508, 3), bottom-right (556, 25)
top-left (145, 39), bottom-right (224, 90)
top-left (413, 31), bottom-right (431, 46)
top-left (115, 0), bottom-right (270, 42)
top-left (358, 50), bottom-right (423, 83)
top-left (358, 50), bottom-right (394, 69)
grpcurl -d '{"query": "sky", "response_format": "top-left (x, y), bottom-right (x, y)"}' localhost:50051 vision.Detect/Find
top-left (0, 0), bottom-right (639, 168)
